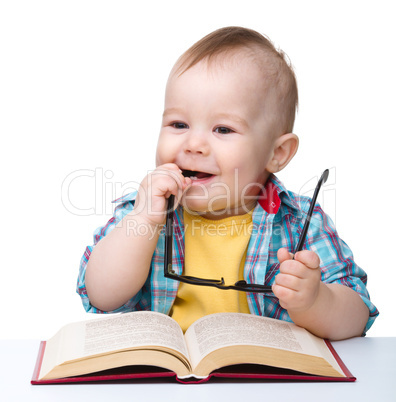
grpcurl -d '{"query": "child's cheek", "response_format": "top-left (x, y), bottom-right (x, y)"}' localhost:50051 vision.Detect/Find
top-left (155, 137), bottom-right (172, 167)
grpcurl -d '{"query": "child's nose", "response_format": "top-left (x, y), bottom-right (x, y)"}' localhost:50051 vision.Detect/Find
top-left (183, 130), bottom-right (210, 156)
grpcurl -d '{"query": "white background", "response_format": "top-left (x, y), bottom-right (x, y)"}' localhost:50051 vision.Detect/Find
top-left (1, 0), bottom-right (395, 339)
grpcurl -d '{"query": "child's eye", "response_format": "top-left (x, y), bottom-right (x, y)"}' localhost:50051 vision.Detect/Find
top-left (172, 122), bottom-right (189, 129)
top-left (214, 126), bottom-right (233, 134)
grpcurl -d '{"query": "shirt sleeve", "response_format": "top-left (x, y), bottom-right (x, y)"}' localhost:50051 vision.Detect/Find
top-left (76, 192), bottom-right (151, 314)
top-left (306, 203), bottom-right (379, 335)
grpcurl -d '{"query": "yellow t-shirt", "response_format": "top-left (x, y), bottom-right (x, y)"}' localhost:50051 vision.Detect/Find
top-left (170, 209), bottom-right (253, 332)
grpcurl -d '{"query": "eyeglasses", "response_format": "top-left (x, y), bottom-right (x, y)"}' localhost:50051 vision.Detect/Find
top-left (164, 169), bottom-right (329, 293)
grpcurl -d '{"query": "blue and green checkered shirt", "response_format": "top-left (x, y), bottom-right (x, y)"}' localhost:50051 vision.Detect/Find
top-left (77, 174), bottom-right (378, 334)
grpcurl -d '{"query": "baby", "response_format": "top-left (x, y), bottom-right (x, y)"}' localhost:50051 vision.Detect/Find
top-left (77, 27), bottom-right (378, 340)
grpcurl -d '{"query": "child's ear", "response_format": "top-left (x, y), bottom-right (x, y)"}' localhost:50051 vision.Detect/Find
top-left (266, 133), bottom-right (299, 173)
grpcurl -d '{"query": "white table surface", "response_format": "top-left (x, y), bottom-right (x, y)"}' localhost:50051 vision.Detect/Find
top-left (0, 337), bottom-right (395, 402)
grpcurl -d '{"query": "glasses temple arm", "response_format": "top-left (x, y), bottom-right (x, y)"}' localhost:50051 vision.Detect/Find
top-left (164, 195), bottom-right (175, 275)
top-left (294, 169), bottom-right (329, 254)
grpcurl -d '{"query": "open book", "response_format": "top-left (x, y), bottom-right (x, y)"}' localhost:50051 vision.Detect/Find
top-left (31, 311), bottom-right (355, 384)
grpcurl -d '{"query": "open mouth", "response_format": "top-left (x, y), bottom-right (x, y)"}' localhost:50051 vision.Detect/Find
top-left (182, 169), bottom-right (214, 180)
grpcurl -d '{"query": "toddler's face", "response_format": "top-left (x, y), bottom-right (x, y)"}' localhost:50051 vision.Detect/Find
top-left (156, 56), bottom-right (279, 219)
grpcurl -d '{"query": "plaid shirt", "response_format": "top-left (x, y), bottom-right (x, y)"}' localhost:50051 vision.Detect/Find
top-left (77, 174), bottom-right (378, 334)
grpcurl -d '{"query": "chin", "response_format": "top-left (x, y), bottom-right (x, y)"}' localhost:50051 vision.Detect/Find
top-left (181, 198), bottom-right (209, 215)
top-left (181, 199), bottom-right (232, 220)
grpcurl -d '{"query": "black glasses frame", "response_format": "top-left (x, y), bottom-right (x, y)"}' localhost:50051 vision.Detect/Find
top-left (164, 169), bottom-right (329, 294)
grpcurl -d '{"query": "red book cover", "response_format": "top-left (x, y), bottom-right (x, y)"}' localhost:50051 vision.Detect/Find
top-left (31, 339), bottom-right (356, 385)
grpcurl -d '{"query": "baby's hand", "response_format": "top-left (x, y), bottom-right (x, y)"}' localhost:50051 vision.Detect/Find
top-left (134, 163), bottom-right (191, 226)
top-left (272, 248), bottom-right (322, 314)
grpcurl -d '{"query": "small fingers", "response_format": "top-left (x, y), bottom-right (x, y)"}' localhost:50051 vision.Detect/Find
top-left (150, 164), bottom-right (192, 202)
top-left (271, 284), bottom-right (298, 310)
top-left (278, 258), bottom-right (308, 279)
top-left (273, 250), bottom-right (322, 312)
top-left (294, 250), bottom-right (320, 269)
top-left (277, 247), bottom-right (294, 264)
top-left (153, 164), bottom-right (187, 192)
top-left (274, 272), bottom-right (301, 291)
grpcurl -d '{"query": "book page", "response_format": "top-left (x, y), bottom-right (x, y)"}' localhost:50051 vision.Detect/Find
top-left (82, 311), bottom-right (188, 358)
top-left (40, 311), bottom-right (189, 379)
top-left (184, 313), bottom-right (338, 371)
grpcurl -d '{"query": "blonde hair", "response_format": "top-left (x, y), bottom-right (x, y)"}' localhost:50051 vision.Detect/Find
top-left (175, 26), bottom-right (298, 134)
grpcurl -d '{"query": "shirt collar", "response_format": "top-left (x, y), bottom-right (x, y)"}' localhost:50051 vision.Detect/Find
top-left (257, 174), bottom-right (300, 215)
